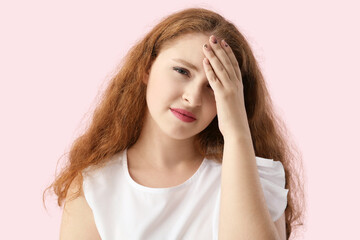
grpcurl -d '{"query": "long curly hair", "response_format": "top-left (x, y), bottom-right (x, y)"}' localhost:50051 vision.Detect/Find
top-left (43, 7), bottom-right (305, 239)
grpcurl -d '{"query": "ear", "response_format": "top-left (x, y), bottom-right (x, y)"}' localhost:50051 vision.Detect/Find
top-left (143, 59), bottom-right (155, 85)
top-left (142, 72), bottom-right (149, 85)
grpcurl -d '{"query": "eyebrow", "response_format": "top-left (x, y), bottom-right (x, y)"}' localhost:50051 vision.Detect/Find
top-left (171, 58), bottom-right (199, 72)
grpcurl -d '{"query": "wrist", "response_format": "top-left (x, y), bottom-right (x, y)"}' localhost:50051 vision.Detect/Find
top-left (223, 132), bottom-right (253, 144)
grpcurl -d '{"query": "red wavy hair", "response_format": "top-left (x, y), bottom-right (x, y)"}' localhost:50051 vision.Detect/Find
top-left (43, 7), bottom-right (305, 239)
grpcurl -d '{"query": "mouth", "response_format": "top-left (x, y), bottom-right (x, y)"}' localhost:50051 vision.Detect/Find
top-left (170, 108), bottom-right (197, 120)
top-left (170, 108), bottom-right (197, 123)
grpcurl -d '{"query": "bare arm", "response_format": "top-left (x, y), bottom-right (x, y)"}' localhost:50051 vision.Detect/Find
top-left (201, 36), bottom-right (286, 240)
top-left (218, 134), bottom-right (283, 240)
top-left (59, 176), bottom-right (102, 240)
top-left (274, 213), bottom-right (287, 240)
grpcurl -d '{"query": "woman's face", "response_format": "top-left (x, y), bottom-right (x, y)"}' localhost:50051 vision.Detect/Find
top-left (143, 33), bottom-right (217, 140)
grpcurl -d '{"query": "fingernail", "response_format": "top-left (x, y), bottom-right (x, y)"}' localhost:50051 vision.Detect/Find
top-left (210, 35), bottom-right (217, 44)
top-left (203, 43), bottom-right (209, 50)
top-left (222, 39), bottom-right (228, 47)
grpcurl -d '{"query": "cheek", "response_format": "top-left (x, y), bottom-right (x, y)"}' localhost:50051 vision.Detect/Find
top-left (206, 95), bottom-right (217, 114)
top-left (146, 75), bottom-right (180, 107)
top-left (155, 75), bottom-right (182, 97)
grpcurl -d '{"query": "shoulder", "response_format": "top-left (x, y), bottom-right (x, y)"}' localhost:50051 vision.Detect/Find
top-left (255, 156), bottom-right (289, 222)
top-left (274, 212), bottom-right (287, 240)
top-left (59, 175), bottom-right (101, 240)
top-left (82, 151), bottom-right (124, 176)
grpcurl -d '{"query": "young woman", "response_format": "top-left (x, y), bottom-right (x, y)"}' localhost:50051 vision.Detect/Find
top-left (44, 7), bottom-right (305, 240)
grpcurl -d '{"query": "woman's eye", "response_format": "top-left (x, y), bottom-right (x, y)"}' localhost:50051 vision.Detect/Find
top-left (173, 67), bottom-right (189, 76)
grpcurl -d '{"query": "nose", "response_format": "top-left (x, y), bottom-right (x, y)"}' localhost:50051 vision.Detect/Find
top-left (182, 81), bottom-right (203, 107)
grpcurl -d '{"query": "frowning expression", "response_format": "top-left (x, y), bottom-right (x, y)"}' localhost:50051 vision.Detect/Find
top-left (143, 33), bottom-right (217, 140)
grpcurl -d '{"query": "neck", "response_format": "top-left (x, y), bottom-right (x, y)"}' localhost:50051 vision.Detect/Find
top-left (127, 112), bottom-right (203, 171)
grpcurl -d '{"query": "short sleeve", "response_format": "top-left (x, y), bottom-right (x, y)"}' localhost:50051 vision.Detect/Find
top-left (256, 156), bottom-right (289, 221)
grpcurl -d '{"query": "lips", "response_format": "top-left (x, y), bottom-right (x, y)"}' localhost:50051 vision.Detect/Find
top-left (170, 108), bottom-right (196, 120)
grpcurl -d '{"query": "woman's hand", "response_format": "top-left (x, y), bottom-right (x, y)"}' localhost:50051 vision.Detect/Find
top-left (202, 35), bottom-right (251, 140)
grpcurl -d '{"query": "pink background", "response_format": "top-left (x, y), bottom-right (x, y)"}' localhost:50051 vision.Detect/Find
top-left (1, 0), bottom-right (359, 239)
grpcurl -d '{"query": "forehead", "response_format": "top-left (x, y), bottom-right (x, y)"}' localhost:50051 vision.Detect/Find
top-left (158, 33), bottom-right (210, 59)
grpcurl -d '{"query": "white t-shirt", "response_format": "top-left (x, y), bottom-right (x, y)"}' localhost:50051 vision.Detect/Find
top-left (82, 148), bottom-right (288, 240)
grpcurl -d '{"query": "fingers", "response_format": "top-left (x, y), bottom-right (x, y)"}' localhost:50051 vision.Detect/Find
top-left (208, 36), bottom-right (238, 84)
top-left (202, 57), bottom-right (222, 92)
top-left (202, 35), bottom-right (242, 89)
top-left (220, 39), bottom-right (242, 82)
top-left (202, 43), bottom-right (228, 88)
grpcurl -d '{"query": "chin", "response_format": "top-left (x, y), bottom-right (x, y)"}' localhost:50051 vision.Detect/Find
top-left (163, 126), bottom-right (202, 140)
top-left (166, 130), bottom-right (193, 140)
